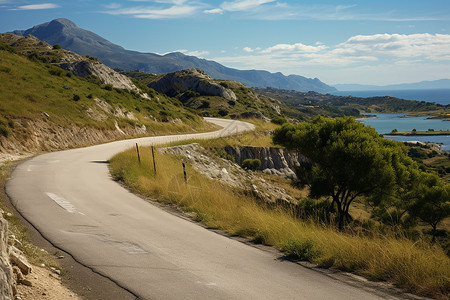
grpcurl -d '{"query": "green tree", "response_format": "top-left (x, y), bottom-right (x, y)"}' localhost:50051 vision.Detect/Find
top-left (409, 173), bottom-right (450, 241)
top-left (273, 116), bottom-right (418, 230)
top-left (242, 159), bottom-right (261, 171)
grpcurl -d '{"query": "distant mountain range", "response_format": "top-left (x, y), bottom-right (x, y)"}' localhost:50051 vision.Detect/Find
top-left (10, 18), bottom-right (336, 93)
top-left (335, 79), bottom-right (450, 91)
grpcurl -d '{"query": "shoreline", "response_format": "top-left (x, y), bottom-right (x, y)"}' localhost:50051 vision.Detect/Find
top-left (384, 131), bottom-right (450, 136)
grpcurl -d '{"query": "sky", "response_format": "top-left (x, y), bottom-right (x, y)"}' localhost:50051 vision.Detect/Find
top-left (0, 0), bottom-right (449, 86)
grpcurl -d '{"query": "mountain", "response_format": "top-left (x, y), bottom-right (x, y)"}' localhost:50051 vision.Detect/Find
top-left (10, 18), bottom-right (336, 93)
top-left (335, 79), bottom-right (450, 91)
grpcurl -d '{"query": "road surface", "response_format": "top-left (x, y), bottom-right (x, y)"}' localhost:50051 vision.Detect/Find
top-left (7, 118), bottom-right (405, 299)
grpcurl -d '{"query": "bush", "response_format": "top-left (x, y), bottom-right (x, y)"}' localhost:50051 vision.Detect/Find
top-left (218, 109), bottom-right (228, 117)
top-left (52, 44), bottom-right (61, 50)
top-left (242, 159), bottom-right (261, 171)
top-left (199, 100), bottom-right (210, 109)
top-left (271, 116), bottom-right (287, 125)
top-left (103, 84), bottom-right (113, 91)
top-left (73, 94), bottom-right (80, 101)
top-left (85, 75), bottom-right (101, 85)
top-left (48, 67), bottom-right (63, 76)
top-left (282, 239), bottom-right (321, 261)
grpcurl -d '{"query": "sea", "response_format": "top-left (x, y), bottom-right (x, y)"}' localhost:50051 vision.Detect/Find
top-left (332, 88), bottom-right (450, 106)
top-left (357, 114), bottom-right (450, 151)
top-left (331, 89), bottom-right (450, 151)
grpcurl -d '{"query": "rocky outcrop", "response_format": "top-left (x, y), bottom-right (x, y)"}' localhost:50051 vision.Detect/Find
top-left (224, 146), bottom-right (304, 179)
top-left (0, 214), bottom-right (14, 300)
top-left (159, 143), bottom-right (296, 204)
top-left (58, 60), bottom-right (140, 92)
top-left (148, 69), bottom-right (236, 101)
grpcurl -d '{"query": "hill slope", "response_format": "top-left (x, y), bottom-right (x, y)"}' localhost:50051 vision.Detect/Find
top-left (11, 18), bottom-right (336, 93)
top-left (0, 35), bottom-right (212, 156)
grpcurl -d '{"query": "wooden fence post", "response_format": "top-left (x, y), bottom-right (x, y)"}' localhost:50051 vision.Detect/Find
top-left (136, 143), bottom-right (141, 164)
top-left (151, 146), bottom-right (156, 175)
top-left (182, 162), bottom-right (187, 184)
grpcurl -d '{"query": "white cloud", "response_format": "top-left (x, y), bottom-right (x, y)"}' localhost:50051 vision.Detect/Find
top-left (261, 42), bottom-right (328, 54)
top-left (104, 3), bottom-right (121, 9)
top-left (203, 8), bottom-right (223, 14)
top-left (220, 0), bottom-right (275, 12)
top-left (212, 33), bottom-right (450, 85)
top-left (168, 49), bottom-right (209, 58)
top-left (14, 3), bottom-right (59, 10)
top-left (104, 1), bottom-right (204, 19)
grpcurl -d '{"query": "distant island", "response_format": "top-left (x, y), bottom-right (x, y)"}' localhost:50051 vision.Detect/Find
top-left (334, 79), bottom-right (450, 91)
top-left (386, 130), bottom-right (450, 136)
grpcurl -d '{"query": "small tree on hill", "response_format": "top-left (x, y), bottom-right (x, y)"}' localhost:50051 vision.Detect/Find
top-left (409, 173), bottom-right (450, 242)
top-left (273, 116), bottom-right (419, 230)
top-left (242, 159), bottom-right (261, 171)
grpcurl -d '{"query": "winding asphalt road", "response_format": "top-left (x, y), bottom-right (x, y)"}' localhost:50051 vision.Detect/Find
top-left (7, 118), bottom-right (404, 299)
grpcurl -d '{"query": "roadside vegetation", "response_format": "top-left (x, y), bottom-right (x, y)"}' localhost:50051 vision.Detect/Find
top-left (110, 118), bottom-right (449, 299)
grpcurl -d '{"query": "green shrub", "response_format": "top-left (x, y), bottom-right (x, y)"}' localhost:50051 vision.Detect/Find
top-left (52, 44), bottom-right (61, 50)
top-left (103, 84), bottom-right (113, 91)
top-left (48, 67), bottom-right (63, 76)
top-left (72, 94), bottom-right (80, 101)
top-left (271, 116), bottom-right (287, 125)
top-left (85, 75), bottom-right (101, 85)
top-left (242, 158), bottom-right (261, 171)
top-left (199, 100), bottom-right (210, 109)
top-left (282, 239), bottom-right (321, 261)
top-left (218, 109), bottom-right (228, 117)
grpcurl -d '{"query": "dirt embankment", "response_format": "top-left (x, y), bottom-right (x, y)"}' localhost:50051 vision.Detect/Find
top-left (0, 117), bottom-right (145, 164)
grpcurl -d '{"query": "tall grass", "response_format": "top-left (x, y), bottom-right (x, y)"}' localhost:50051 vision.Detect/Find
top-left (110, 147), bottom-right (450, 299)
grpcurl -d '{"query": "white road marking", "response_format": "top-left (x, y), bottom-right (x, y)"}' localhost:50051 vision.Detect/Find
top-left (45, 192), bottom-right (84, 215)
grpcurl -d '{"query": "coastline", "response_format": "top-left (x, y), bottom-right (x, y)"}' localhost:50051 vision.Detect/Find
top-left (385, 131), bottom-right (450, 136)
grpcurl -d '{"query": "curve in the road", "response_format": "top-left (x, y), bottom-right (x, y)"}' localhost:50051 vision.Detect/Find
top-left (6, 118), bottom-right (402, 299)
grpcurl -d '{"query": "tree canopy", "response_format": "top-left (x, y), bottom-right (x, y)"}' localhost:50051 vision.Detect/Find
top-left (273, 116), bottom-right (420, 230)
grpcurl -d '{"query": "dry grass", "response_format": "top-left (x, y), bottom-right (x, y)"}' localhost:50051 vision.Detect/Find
top-left (110, 147), bottom-right (450, 299)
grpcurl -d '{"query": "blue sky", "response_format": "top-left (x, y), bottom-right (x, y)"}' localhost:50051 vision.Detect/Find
top-left (0, 0), bottom-right (449, 86)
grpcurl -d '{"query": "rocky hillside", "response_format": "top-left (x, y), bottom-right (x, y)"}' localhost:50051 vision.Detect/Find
top-left (0, 35), bottom-right (212, 158)
top-left (0, 33), bottom-right (143, 94)
top-left (148, 69), bottom-right (236, 101)
top-left (141, 68), bottom-right (297, 121)
top-left (11, 18), bottom-right (337, 93)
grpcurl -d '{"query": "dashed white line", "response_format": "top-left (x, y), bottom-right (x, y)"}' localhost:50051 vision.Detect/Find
top-left (45, 192), bottom-right (84, 215)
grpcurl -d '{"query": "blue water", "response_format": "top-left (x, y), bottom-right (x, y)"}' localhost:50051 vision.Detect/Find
top-left (357, 113), bottom-right (450, 151)
top-left (333, 89), bottom-right (450, 106)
